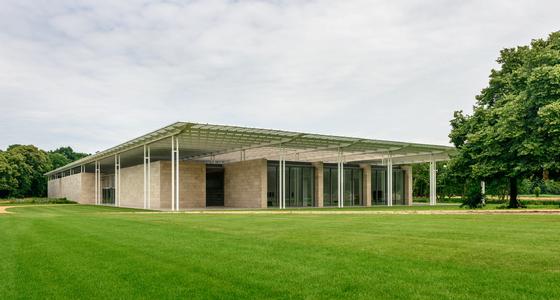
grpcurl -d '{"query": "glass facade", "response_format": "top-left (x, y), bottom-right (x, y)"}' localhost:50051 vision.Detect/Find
top-left (101, 174), bottom-right (115, 205)
top-left (267, 162), bottom-right (314, 208)
top-left (323, 167), bottom-right (337, 207)
top-left (372, 167), bottom-right (406, 205)
top-left (392, 169), bottom-right (405, 205)
top-left (323, 165), bottom-right (363, 206)
top-left (372, 168), bottom-right (386, 205)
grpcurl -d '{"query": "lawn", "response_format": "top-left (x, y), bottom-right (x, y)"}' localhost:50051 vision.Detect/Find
top-left (1, 205), bottom-right (559, 299)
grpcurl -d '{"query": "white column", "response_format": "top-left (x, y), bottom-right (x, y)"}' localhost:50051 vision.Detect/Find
top-left (337, 151), bottom-right (340, 208)
top-left (175, 137), bottom-right (180, 211)
top-left (114, 154), bottom-right (121, 207)
top-left (429, 159), bottom-right (437, 205)
top-left (171, 136), bottom-right (175, 211)
top-left (94, 161), bottom-right (99, 205)
top-left (147, 146), bottom-right (151, 209)
top-left (280, 148), bottom-right (286, 209)
top-left (144, 145), bottom-right (151, 210)
top-left (278, 151), bottom-right (282, 209)
top-left (386, 155), bottom-right (393, 206)
top-left (337, 149), bottom-right (344, 208)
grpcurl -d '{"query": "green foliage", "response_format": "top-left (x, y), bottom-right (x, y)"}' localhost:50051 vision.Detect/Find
top-left (449, 31), bottom-right (560, 208)
top-left (4, 145), bottom-right (52, 198)
top-left (0, 151), bottom-right (18, 197)
top-left (49, 146), bottom-right (88, 162)
top-left (0, 145), bottom-right (89, 198)
top-left (4, 197), bottom-right (76, 204)
top-left (48, 152), bottom-right (70, 170)
top-left (460, 185), bottom-right (485, 208)
top-left (412, 162), bottom-right (465, 200)
top-left (534, 186), bottom-right (541, 197)
top-left (543, 180), bottom-right (560, 194)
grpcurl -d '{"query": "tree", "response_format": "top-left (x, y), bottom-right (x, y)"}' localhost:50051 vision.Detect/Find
top-left (48, 152), bottom-right (70, 170)
top-left (449, 31), bottom-right (560, 208)
top-left (49, 146), bottom-right (88, 162)
top-left (0, 151), bottom-right (18, 197)
top-left (5, 145), bottom-right (52, 197)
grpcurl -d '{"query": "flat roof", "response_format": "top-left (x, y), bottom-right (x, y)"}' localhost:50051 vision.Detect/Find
top-left (46, 122), bottom-right (455, 175)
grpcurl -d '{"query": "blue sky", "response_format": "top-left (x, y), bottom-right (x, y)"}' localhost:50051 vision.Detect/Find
top-left (1, 0), bottom-right (559, 153)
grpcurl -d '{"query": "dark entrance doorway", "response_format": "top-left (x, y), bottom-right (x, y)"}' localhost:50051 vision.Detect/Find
top-left (206, 165), bottom-right (224, 207)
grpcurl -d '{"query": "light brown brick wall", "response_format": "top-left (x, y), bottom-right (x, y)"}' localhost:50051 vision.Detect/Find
top-left (120, 164), bottom-right (144, 209)
top-left (312, 162), bottom-right (324, 207)
top-left (48, 160), bottom-right (206, 210)
top-left (158, 161), bottom-right (206, 210)
top-left (80, 173), bottom-right (95, 204)
top-left (159, 161), bottom-right (172, 210)
top-left (224, 159), bottom-right (267, 208)
top-left (180, 161), bottom-right (206, 209)
top-left (47, 173), bottom-right (95, 204)
top-left (148, 161), bottom-right (162, 209)
top-left (401, 165), bottom-right (413, 205)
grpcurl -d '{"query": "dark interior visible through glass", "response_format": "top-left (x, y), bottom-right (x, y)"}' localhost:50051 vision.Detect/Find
top-left (267, 161), bottom-right (314, 208)
top-left (372, 166), bottom-right (405, 205)
top-left (323, 165), bottom-right (363, 206)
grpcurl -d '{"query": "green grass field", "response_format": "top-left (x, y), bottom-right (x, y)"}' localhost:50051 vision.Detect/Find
top-left (1, 205), bottom-right (559, 299)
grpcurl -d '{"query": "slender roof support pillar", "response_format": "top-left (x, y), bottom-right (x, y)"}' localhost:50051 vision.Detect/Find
top-left (147, 146), bottom-right (151, 209)
top-left (171, 136), bottom-right (175, 211)
top-left (94, 161), bottom-right (99, 205)
top-left (337, 149), bottom-right (344, 208)
top-left (429, 159), bottom-right (437, 206)
top-left (278, 148), bottom-right (282, 209)
top-left (387, 154), bottom-right (393, 206)
top-left (143, 145), bottom-right (151, 209)
top-left (115, 154), bottom-right (121, 207)
top-left (175, 137), bottom-right (180, 211)
top-left (279, 146), bottom-right (286, 209)
top-left (171, 136), bottom-right (180, 211)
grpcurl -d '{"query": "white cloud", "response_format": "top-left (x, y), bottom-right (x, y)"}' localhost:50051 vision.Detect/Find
top-left (0, 0), bottom-right (559, 153)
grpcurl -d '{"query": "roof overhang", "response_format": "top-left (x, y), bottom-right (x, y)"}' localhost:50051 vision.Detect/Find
top-left (45, 122), bottom-right (456, 175)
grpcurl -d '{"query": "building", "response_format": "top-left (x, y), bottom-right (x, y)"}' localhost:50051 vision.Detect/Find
top-left (46, 122), bottom-right (454, 210)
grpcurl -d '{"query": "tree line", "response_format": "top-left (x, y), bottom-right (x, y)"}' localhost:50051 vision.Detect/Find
top-left (0, 145), bottom-right (88, 198)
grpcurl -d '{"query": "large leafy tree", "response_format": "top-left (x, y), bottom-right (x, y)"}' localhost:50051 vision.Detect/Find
top-left (449, 31), bottom-right (560, 208)
top-left (0, 151), bottom-right (18, 197)
top-left (0, 145), bottom-right (89, 198)
top-left (5, 145), bottom-right (52, 197)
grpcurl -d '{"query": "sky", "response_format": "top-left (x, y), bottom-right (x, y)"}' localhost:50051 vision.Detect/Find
top-left (1, 0), bottom-right (559, 154)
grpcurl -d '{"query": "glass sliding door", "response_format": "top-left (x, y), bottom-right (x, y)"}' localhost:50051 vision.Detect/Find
top-left (371, 167), bottom-right (405, 205)
top-left (352, 169), bottom-right (363, 206)
top-left (267, 165), bottom-right (279, 207)
top-left (302, 167), bottom-right (314, 207)
top-left (323, 167), bottom-right (338, 207)
top-left (393, 169), bottom-right (405, 205)
top-left (372, 167), bottom-right (386, 205)
top-left (101, 174), bottom-right (115, 205)
top-left (287, 167), bottom-right (301, 207)
top-left (324, 165), bottom-right (363, 207)
top-left (267, 162), bottom-right (314, 208)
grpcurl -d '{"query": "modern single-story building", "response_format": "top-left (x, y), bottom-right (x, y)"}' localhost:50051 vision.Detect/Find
top-left (46, 122), bottom-right (454, 210)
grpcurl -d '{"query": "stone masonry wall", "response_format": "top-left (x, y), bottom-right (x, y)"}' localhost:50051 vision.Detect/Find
top-left (224, 159), bottom-right (267, 208)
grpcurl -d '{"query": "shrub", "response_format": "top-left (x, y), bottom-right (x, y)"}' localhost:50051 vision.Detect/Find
top-left (7, 197), bottom-right (76, 204)
top-left (461, 190), bottom-right (484, 209)
top-left (534, 186), bottom-right (541, 197)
